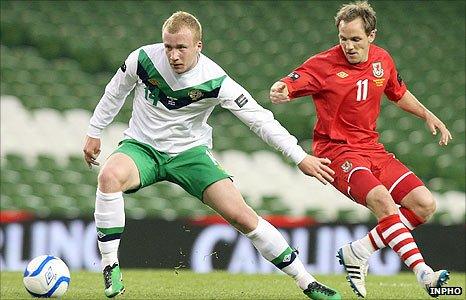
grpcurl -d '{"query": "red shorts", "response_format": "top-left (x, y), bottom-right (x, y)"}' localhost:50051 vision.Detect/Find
top-left (328, 149), bottom-right (424, 206)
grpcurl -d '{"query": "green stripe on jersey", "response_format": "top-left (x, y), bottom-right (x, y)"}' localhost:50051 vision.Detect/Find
top-left (137, 49), bottom-right (226, 99)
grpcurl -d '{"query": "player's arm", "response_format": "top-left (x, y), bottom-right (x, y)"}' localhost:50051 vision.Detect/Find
top-left (270, 59), bottom-right (323, 105)
top-left (83, 50), bottom-right (139, 168)
top-left (395, 90), bottom-right (452, 146)
top-left (384, 54), bottom-right (452, 147)
top-left (220, 78), bottom-right (334, 184)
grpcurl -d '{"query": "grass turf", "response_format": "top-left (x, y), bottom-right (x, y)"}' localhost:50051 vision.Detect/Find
top-left (1, 270), bottom-right (464, 299)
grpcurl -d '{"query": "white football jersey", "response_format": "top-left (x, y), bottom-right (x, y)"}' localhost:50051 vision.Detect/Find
top-left (88, 43), bottom-right (306, 163)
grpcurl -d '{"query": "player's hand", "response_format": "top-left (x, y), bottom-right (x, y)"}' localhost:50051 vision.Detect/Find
top-left (297, 155), bottom-right (335, 185)
top-left (269, 81), bottom-right (291, 104)
top-left (83, 136), bottom-right (101, 168)
top-left (425, 113), bottom-right (452, 146)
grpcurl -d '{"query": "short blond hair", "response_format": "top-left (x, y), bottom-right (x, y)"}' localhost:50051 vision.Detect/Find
top-left (162, 11), bottom-right (202, 42)
top-left (335, 1), bottom-right (376, 35)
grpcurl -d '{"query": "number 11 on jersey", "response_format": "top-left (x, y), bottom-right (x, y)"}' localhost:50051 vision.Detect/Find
top-left (356, 79), bottom-right (368, 101)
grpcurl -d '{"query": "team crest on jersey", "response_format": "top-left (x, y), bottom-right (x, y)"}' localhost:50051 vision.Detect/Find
top-left (341, 160), bottom-right (353, 173)
top-left (188, 89), bottom-right (204, 101)
top-left (337, 71), bottom-right (349, 78)
top-left (287, 72), bottom-right (300, 81)
top-left (372, 62), bottom-right (384, 78)
top-left (148, 78), bottom-right (159, 86)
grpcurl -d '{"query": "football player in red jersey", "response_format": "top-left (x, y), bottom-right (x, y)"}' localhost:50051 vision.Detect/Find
top-left (270, 1), bottom-right (452, 298)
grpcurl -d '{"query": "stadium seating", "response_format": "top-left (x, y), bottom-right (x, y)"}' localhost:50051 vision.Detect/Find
top-left (1, 0), bottom-right (464, 222)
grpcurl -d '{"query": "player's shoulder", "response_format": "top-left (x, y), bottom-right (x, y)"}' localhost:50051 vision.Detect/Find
top-left (370, 44), bottom-right (394, 61)
top-left (198, 52), bottom-right (228, 78)
top-left (138, 43), bottom-right (164, 56)
top-left (122, 43), bottom-right (163, 62)
top-left (304, 45), bottom-right (341, 66)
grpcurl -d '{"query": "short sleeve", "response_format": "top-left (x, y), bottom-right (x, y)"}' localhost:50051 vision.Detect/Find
top-left (384, 55), bottom-right (407, 102)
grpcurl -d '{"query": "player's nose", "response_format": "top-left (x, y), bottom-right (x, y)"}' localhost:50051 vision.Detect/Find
top-left (169, 50), bottom-right (179, 61)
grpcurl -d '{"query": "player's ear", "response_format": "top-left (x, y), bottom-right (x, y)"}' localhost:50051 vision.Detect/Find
top-left (368, 29), bottom-right (377, 43)
top-left (197, 41), bottom-right (202, 52)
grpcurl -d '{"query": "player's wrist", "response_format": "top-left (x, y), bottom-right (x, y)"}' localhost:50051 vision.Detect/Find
top-left (290, 147), bottom-right (307, 165)
top-left (87, 124), bottom-right (103, 138)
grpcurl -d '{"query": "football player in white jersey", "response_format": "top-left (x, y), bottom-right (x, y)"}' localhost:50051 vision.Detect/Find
top-left (83, 11), bottom-right (340, 300)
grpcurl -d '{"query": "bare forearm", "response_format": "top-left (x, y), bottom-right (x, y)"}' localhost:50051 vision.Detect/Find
top-left (395, 90), bottom-right (452, 145)
top-left (395, 90), bottom-right (431, 120)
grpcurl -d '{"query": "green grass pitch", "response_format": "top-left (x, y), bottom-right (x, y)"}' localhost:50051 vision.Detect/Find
top-left (2, 270), bottom-right (464, 299)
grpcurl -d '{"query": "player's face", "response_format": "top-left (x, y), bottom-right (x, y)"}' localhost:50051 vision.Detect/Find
top-left (338, 18), bottom-right (375, 64)
top-left (163, 27), bottom-right (202, 74)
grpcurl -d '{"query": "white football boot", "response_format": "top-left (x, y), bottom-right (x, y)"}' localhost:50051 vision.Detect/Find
top-left (336, 243), bottom-right (369, 298)
top-left (417, 269), bottom-right (450, 298)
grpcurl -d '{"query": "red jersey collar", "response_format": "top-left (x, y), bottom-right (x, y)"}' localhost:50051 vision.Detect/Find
top-left (336, 44), bottom-right (375, 69)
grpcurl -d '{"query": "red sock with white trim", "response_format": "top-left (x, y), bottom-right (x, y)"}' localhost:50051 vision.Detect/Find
top-left (378, 214), bottom-right (432, 276)
top-left (351, 207), bottom-right (426, 260)
top-left (398, 207), bottom-right (424, 230)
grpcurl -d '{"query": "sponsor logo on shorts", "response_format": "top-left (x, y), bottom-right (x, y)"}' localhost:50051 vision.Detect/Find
top-left (234, 94), bottom-right (248, 108)
top-left (341, 160), bottom-right (353, 173)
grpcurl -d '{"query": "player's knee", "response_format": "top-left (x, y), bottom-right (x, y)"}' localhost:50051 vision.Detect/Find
top-left (366, 186), bottom-right (397, 218)
top-left (416, 193), bottom-right (436, 220)
top-left (98, 166), bottom-right (125, 192)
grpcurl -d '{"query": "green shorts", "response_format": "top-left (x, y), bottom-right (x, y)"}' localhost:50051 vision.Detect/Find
top-left (113, 139), bottom-right (231, 200)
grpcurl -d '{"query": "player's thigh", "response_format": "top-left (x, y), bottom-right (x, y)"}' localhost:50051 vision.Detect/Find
top-left (110, 140), bottom-right (160, 193)
top-left (330, 153), bottom-right (382, 206)
top-left (166, 146), bottom-right (231, 200)
top-left (376, 155), bottom-right (424, 205)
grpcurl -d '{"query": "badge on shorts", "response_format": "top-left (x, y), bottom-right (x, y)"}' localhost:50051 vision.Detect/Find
top-left (341, 160), bottom-right (353, 173)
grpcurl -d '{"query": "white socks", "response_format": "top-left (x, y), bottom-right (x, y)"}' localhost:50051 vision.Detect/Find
top-left (94, 189), bottom-right (125, 270)
top-left (245, 217), bottom-right (315, 290)
top-left (350, 235), bottom-right (375, 261)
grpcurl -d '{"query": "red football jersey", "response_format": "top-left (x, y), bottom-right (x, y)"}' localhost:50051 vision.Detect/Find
top-left (281, 44), bottom-right (407, 157)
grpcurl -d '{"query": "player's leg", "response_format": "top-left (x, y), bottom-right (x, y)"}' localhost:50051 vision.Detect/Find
top-left (330, 156), bottom-right (437, 297)
top-left (94, 140), bottom-right (159, 298)
top-left (95, 152), bottom-right (139, 298)
top-left (345, 158), bottom-right (428, 263)
top-left (398, 186), bottom-right (435, 228)
top-left (168, 146), bottom-right (340, 299)
top-left (351, 160), bottom-right (444, 277)
top-left (203, 179), bottom-right (340, 300)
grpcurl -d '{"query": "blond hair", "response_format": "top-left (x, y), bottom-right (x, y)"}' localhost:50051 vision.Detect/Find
top-left (162, 11), bottom-right (202, 42)
top-left (334, 1), bottom-right (376, 35)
